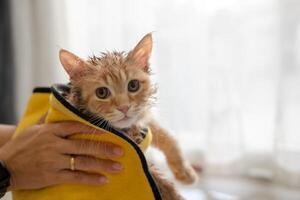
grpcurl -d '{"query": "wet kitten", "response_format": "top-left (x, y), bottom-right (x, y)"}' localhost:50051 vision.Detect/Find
top-left (59, 33), bottom-right (198, 200)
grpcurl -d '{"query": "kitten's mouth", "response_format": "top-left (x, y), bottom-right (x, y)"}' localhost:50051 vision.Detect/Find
top-left (118, 116), bottom-right (130, 122)
top-left (111, 115), bottom-right (134, 129)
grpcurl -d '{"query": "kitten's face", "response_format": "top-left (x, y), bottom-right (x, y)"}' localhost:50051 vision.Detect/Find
top-left (78, 56), bottom-right (154, 128)
top-left (59, 34), bottom-right (155, 129)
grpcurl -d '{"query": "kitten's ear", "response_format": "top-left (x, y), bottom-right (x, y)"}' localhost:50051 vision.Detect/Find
top-left (59, 49), bottom-right (87, 79)
top-left (128, 33), bottom-right (152, 71)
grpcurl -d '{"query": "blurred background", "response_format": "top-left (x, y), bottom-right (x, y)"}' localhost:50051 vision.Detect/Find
top-left (1, 0), bottom-right (300, 199)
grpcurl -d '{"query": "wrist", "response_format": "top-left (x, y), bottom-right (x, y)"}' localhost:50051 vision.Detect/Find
top-left (0, 149), bottom-right (14, 192)
top-left (0, 159), bottom-right (11, 197)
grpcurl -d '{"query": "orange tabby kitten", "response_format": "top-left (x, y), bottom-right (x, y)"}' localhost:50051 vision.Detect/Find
top-left (59, 33), bottom-right (198, 200)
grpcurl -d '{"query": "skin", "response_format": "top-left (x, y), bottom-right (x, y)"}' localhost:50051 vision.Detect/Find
top-left (0, 125), bottom-right (15, 147)
top-left (0, 122), bottom-right (124, 190)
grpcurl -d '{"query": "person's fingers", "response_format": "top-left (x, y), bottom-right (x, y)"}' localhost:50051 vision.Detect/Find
top-left (46, 121), bottom-right (105, 137)
top-left (60, 155), bottom-right (123, 173)
top-left (62, 139), bottom-right (124, 158)
top-left (57, 170), bottom-right (108, 185)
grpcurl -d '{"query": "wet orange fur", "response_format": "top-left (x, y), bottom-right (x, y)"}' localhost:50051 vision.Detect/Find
top-left (59, 33), bottom-right (197, 200)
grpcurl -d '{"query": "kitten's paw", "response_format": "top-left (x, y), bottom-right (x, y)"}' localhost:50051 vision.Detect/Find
top-left (192, 163), bottom-right (203, 173)
top-left (174, 164), bottom-right (198, 184)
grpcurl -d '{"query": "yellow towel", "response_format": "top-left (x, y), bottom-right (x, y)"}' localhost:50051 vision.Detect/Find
top-left (12, 85), bottom-right (162, 200)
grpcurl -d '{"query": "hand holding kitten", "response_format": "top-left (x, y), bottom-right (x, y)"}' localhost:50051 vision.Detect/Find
top-left (0, 122), bottom-right (124, 190)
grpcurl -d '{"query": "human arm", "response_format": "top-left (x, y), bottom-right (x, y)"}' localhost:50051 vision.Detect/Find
top-left (0, 125), bottom-right (15, 147)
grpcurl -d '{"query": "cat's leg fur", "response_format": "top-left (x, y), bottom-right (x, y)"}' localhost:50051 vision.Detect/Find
top-left (148, 120), bottom-right (198, 184)
top-left (150, 165), bottom-right (185, 200)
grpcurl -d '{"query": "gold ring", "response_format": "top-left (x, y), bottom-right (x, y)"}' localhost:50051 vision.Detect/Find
top-left (70, 156), bottom-right (75, 171)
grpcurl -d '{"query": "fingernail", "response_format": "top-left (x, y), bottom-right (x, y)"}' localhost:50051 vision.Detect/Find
top-left (113, 147), bottom-right (124, 156)
top-left (99, 177), bottom-right (108, 183)
top-left (112, 163), bottom-right (123, 171)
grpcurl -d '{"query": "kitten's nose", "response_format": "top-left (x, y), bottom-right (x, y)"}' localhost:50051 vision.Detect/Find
top-left (117, 105), bottom-right (129, 114)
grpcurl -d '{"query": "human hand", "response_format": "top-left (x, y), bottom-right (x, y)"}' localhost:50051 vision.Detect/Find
top-left (0, 122), bottom-right (124, 190)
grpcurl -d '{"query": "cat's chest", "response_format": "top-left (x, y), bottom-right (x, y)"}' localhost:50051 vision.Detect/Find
top-left (122, 126), bottom-right (148, 145)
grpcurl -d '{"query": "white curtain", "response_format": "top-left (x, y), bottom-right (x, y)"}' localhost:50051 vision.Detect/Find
top-left (11, 0), bottom-right (300, 188)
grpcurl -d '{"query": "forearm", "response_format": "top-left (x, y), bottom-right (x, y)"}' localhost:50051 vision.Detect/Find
top-left (0, 125), bottom-right (16, 147)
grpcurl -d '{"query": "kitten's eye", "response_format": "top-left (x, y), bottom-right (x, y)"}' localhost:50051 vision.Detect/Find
top-left (128, 79), bottom-right (140, 92)
top-left (96, 87), bottom-right (111, 99)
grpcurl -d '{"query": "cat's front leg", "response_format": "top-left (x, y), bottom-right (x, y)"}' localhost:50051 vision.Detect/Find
top-left (148, 121), bottom-right (198, 184)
